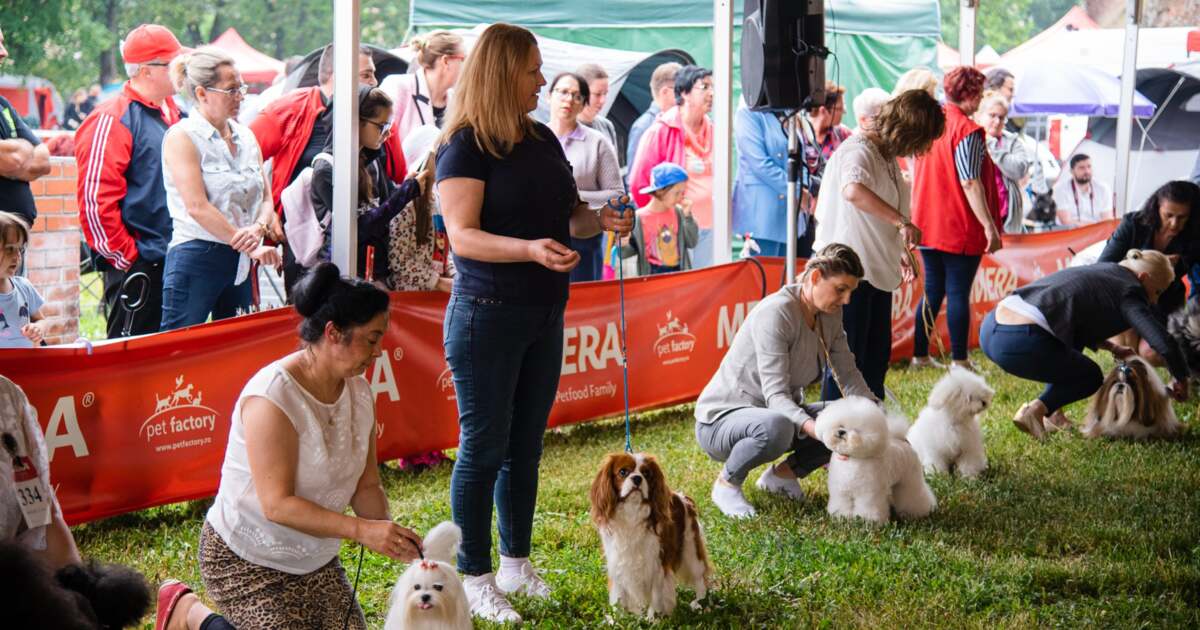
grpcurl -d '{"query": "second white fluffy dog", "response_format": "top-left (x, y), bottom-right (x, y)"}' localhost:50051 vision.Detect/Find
top-left (907, 366), bottom-right (994, 478)
top-left (384, 521), bottom-right (472, 630)
top-left (816, 397), bottom-right (936, 525)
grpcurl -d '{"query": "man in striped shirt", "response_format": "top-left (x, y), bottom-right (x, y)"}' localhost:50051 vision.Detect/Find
top-left (74, 25), bottom-right (183, 337)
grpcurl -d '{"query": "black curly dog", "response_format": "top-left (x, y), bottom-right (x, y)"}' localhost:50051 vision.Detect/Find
top-left (0, 541), bottom-right (150, 629)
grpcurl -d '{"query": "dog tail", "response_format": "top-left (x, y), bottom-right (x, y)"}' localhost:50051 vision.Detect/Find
top-left (422, 521), bottom-right (461, 565)
top-left (886, 412), bottom-right (911, 439)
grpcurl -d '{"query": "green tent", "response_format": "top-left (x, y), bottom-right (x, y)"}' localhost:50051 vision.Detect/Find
top-left (409, 0), bottom-right (942, 125)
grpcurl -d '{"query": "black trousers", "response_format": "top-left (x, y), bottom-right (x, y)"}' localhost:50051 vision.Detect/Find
top-left (102, 258), bottom-right (163, 338)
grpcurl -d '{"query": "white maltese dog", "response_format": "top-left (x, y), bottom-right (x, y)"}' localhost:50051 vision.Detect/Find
top-left (815, 396), bottom-right (936, 525)
top-left (384, 521), bottom-right (471, 630)
top-left (907, 366), bottom-right (995, 478)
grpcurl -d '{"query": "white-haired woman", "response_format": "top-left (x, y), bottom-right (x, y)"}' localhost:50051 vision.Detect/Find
top-left (975, 92), bottom-right (1032, 233)
top-left (161, 47), bottom-right (280, 331)
top-left (980, 249), bottom-right (1190, 440)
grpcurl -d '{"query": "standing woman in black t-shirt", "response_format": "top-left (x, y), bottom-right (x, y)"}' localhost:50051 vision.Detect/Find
top-left (435, 23), bottom-right (633, 623)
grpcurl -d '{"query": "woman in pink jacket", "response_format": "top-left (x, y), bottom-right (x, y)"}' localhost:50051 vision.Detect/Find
top-left (383, 31), bottom-right (465, 147)
top-left (629, 65), bottom-right (715, 267)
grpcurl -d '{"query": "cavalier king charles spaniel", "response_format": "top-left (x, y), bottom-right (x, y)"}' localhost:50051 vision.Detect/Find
top-left (589, 452), bottom-right (711, 619)
top-left (1083, 358), bottom-right (1182, 440)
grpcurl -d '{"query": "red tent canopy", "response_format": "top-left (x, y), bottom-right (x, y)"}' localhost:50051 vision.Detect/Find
top-left (209, 27), bottom-right (284, 86)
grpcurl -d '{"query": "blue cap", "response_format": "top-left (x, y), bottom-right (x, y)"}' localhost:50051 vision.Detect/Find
top-left (638, 162), bottom-right (689, 195)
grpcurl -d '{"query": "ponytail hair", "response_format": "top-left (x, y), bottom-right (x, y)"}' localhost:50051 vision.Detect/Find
top-left (803, 243), bottom-right (865, 283)
top-left (408, 31), bottom-right (464, 70)
top-left (170, 47), bottom-right (236, 101)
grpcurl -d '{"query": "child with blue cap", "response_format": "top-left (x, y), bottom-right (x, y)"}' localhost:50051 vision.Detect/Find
top-left (611, 162), bottom-right (699, 276)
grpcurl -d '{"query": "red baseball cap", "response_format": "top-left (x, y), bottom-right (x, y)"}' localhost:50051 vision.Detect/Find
top-left (121, 24), bottom-right (184, 64)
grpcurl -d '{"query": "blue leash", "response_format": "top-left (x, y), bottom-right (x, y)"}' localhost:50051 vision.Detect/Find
top-left (608, 197), bottom-right (636, 453)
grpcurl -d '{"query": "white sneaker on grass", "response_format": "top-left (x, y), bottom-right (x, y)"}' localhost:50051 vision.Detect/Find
top-left (755, 465), bottom-right (805, 501)
top-left (496, 559), bottom-right (552, 598)
top-left (711, 477), bottom-right (756, 518)
top-left (464, 573), bottom-right (522, 623)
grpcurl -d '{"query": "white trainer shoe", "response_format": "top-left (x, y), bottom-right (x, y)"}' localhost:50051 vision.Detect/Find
top-left (755, 465), bottom-right (805, 501)
top-left (711, 477), bottom-right (756, 518)
top-left (464, 573), bottom-right (522, 623)
top-left (496, 559), bottom-right (552, 599)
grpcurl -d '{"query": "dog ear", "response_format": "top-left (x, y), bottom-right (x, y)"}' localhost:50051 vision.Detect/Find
top-left (589, 454), bottom-right (619, 525)
top-left (641, 455), bottom-right (674, 523)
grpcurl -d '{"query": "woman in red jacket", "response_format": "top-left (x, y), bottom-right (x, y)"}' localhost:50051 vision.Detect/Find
top-left (909, 67), bottom-right (1003, 370)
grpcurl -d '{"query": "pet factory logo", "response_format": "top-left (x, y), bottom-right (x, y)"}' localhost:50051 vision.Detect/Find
top-left (138, 375), bottom-right (220, 453)
top-left (437, 366), bottom-right (456, 401)
top-left (653, 310), bottom-right (696, 366)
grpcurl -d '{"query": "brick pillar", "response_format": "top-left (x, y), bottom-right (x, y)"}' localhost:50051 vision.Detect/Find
top-left (26, 157), bottom-right (81, 345)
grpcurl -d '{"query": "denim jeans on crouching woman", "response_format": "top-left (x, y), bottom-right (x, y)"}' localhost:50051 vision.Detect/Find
top-left (160, 240), bottom-right (252, 331)
top-left (444, 294), bottom-right (566, 576)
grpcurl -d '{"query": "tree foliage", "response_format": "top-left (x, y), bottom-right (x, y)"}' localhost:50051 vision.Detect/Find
top-left (2, 0), bottom-right (411, 93)
top-left (939, 0), bottom-right (1040, 55)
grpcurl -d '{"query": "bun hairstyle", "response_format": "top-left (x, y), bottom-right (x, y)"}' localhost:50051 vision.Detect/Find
top-left (1119, 248), bottom-right (1174, 292)
top-left (803, 243), bottom-right (865, 282)
top-left (409, 30), bottom-right (464, 70)
top-left (292, 262), bottom-right (390, 344)
top-left (170, 46), bottom-right (236, 101)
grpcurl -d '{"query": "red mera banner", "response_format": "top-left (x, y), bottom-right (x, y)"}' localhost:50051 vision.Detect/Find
top-left (0, 221), bottom-right (1114, 524)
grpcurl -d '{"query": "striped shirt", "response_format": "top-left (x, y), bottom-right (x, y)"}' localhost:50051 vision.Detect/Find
top-left (954, 130), bottom-right (984, 180)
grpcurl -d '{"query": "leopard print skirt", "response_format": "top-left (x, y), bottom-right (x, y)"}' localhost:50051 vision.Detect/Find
top-left (199, 521), bottom-right (366, 630)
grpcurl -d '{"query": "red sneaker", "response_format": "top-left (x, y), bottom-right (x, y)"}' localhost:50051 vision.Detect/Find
top-left (155, 580), bottom-right (192, 630)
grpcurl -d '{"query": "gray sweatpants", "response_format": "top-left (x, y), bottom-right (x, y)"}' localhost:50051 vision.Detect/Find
top-left (695, 405), bottom-right (832, 485)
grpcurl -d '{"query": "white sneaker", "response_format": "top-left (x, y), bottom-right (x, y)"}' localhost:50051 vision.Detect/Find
top-left (711, 477), bottom-right (756, 518)
top-left (755, 465), bottom-right (805, 501)
top-left (464, 573), bottom-right (522, 623)
top-left (496, 559), bottom-right (552, 598)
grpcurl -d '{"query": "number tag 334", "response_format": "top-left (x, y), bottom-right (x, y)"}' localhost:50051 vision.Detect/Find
top-left (12, 455), bottom-right (52, 529)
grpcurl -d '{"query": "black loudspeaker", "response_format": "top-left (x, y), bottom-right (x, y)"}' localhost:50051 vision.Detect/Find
top-left (741, 0), bottom-right (827, 111)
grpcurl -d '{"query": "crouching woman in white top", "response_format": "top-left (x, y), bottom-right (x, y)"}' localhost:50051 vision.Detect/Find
top-left (695, 244), bottom-right (879, 518)
top-left (157, 263), bottom-right (423, 630)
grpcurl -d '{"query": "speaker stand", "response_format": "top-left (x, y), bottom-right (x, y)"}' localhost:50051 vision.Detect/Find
top-left (785, 113), bottom-right (802, 283)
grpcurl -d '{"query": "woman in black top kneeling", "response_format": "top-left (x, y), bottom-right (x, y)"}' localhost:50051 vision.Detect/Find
top-left (980, 249), bottom-right (1190, 441)
top-left (434, 23), bottom-right (633, 623)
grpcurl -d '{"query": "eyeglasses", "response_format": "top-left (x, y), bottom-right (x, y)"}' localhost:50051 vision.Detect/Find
top-left (551, 88), bottom-right (584, 104)
top-left (207, 84), bottom-right (249, 98)
top-left (692, 82), bottom-right (715, 93)
top-left (363, 118), bottom-right (393, 135)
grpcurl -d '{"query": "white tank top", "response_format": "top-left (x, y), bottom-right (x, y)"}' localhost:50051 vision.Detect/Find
top-left (206, 361), bottom-right (375, 574)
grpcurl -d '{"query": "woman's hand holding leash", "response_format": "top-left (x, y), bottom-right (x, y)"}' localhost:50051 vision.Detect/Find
top-left (1168, 379), bottom-right (1189, 402)
top-left (603, 195), bottom-right (635, 235)
top-left (358, 519), bottom-right (423, 562)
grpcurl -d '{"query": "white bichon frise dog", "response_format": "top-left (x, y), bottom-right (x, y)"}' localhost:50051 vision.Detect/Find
top-left (384, 521), bottom-right (472, 630)
top-left (907, 366), bottom-right (995, 478)
top-left (815, 396), bottom-right (936, 525)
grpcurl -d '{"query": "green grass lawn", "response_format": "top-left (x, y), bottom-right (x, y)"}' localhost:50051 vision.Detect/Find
top-left (75, 352), bottom-right (1200, 628)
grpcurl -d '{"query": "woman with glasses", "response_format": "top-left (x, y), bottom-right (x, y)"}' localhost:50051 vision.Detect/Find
top-left (161, 47), bottom-right (281, 330)
top-left (310, 86), bottom-right (424, 283)
top-left (975, 92), bottom-right (1032, 234)
top-left (546, 72), bottom-right (624, 281)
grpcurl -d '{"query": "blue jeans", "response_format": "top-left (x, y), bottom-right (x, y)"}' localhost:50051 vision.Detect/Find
top-left (443, 294), bottom-right (565, 575)
top-left (161, 240), bottom-right (252, 331)
top-left (979, 311), bottom-right (1103, 413)
top-left (913, 248), bottom-right (981, 360)
top-left (568, 234), bottom-right (603, 282)
top-left (822, 280), bottom-right (891, 400)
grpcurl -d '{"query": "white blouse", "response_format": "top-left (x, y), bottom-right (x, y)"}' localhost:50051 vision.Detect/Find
top-left (813, 134), bottom-right (910, 291)
top-left (206, 361), bottom-right (375, 575)
top-left (163, 114), bottom-right (265, 285)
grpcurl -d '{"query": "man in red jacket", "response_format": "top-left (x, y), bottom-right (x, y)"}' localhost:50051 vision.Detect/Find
top-left (250, 43), bottom-right (405, 292)
top-left (75, 24), bottom-right (184, 337)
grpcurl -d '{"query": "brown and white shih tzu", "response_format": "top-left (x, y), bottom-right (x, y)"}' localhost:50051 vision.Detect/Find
top-left (1083, 358), bottom-right (1182, 439)
top-left (589, 452), bottom-right (712, 619)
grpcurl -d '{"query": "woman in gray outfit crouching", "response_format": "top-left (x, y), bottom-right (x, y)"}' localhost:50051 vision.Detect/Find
top-left (696, 243), bottom-right (879, 518)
